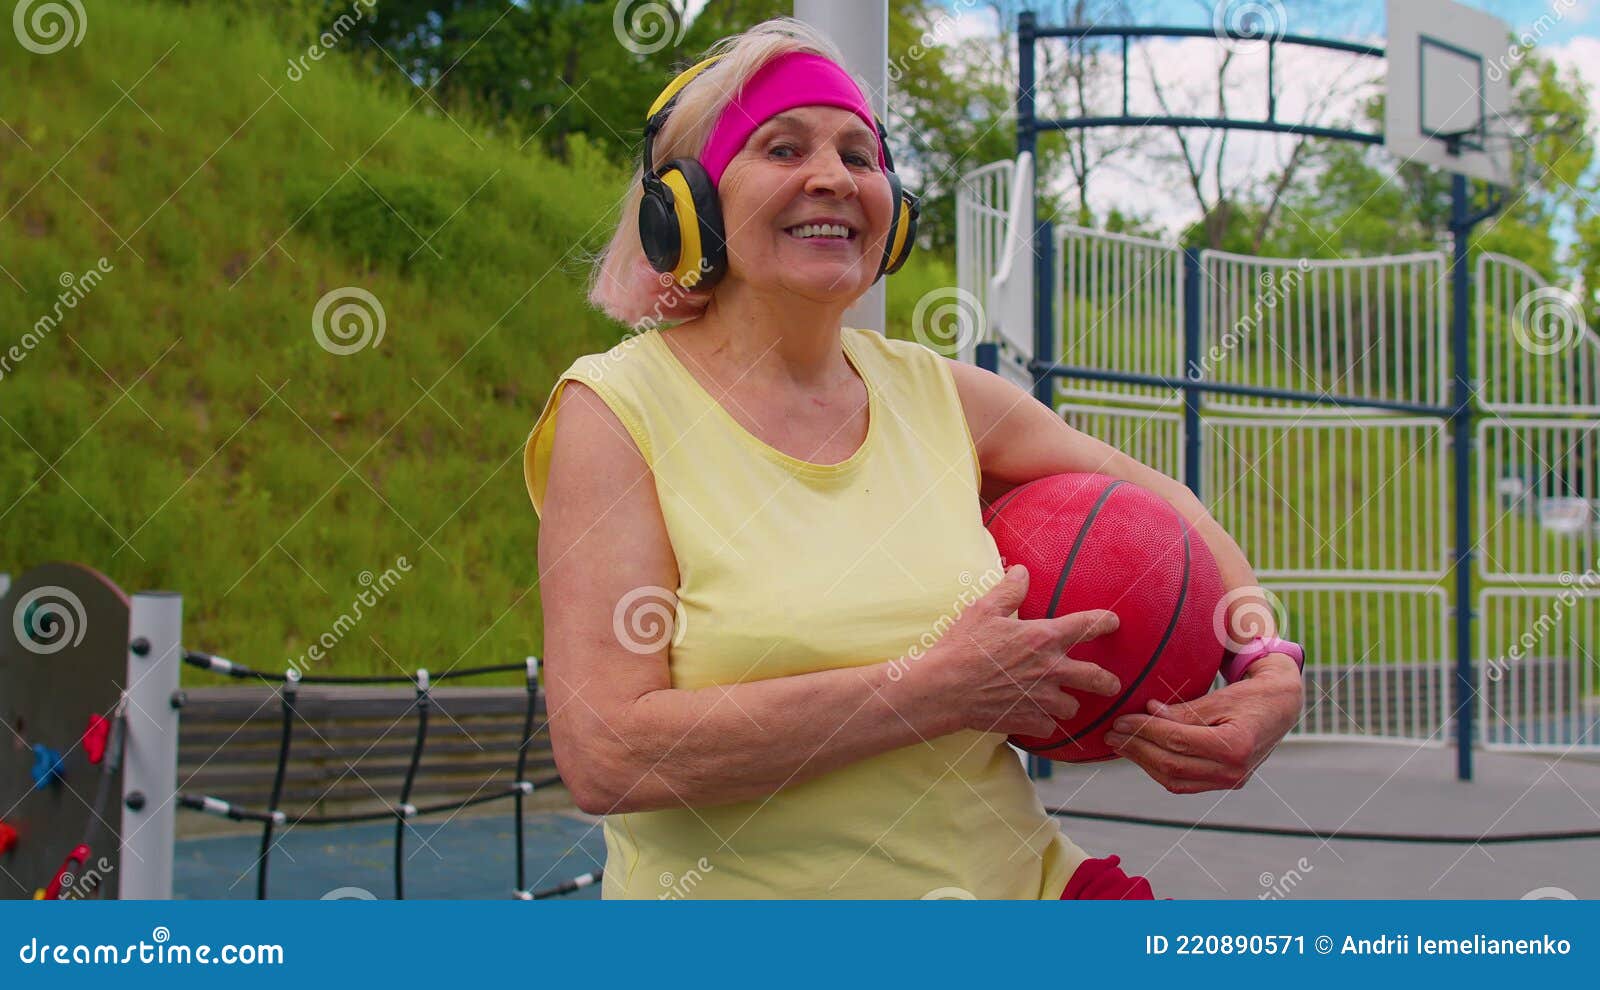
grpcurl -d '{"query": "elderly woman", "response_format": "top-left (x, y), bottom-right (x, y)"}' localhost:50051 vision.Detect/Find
top-left (523, 18), bottom-right (1304, 899)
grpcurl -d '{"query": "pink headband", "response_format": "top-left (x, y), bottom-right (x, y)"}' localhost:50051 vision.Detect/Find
top-left (697, 52), bottom-right (886, 188)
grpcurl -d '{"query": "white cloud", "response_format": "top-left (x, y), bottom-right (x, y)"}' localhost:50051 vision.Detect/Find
top-left (1545, 36), bottom-right (1600, 115)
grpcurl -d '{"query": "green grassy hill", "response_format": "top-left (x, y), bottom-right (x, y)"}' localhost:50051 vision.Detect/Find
top-left (1, 0), bottom-right (957, 681)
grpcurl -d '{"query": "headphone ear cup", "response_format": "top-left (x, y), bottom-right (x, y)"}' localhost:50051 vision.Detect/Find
top-left (639, 160), bottom-right (726, 292)
top-left (673, 158), bottom-right (727, 290)
top-left (877, 170), bottom-right (918, 280)
top-left (639, 172), bottom-right (683, 276)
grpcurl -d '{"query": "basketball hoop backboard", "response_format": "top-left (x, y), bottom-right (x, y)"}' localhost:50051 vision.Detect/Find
top-left (1384, 0), bottom-right (1514, 187)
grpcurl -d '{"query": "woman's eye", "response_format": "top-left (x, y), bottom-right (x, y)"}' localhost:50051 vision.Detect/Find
top-left (767, 144), bottom-right (873, 167)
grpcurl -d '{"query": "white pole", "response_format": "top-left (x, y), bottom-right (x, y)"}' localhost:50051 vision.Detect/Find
top-left (795, 0), bottom-right (889, 335)
top-left (121, 591), bottom-right (181, 899)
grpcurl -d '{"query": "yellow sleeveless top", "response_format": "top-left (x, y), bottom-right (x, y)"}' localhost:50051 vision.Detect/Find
top-left (523, 326), bottom-right (1087, 898)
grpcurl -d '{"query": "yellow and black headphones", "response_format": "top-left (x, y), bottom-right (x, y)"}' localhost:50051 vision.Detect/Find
top-left (638, 54), bottom-right (919, 292)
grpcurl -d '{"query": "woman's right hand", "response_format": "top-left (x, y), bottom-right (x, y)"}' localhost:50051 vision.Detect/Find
top-left (928, 564), bottom-right (1122, 738)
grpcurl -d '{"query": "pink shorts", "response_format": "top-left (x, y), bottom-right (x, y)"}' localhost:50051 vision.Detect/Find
top-left (1059, 854), bottom-right (1157, 899)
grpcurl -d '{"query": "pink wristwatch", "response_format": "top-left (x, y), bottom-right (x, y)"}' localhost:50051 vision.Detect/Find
top-left (1220, 635), bottom-right (1304, 684)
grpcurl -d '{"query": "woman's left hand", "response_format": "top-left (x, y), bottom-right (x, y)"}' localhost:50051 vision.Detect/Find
top-left (1102, 655), bottom-right (1304, 794)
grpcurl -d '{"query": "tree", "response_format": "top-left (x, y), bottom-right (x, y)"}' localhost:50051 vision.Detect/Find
top-left (342, 0), bottom-right (698, 163)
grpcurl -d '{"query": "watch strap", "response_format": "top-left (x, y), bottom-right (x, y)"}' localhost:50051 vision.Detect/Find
top-left (1220, 635), bottom-right (1304, 684)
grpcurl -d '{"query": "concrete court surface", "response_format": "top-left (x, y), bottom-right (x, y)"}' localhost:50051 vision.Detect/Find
top-left (1034, 741), bottom-right (1600, 900)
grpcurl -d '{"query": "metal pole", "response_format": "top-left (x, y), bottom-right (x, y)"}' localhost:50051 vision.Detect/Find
top-left (121, 591), bottom-right (181, 898)
top-left (1182, 249), bottom-right (1204, 499)
top-left (1018, 11), bottom-right (1046, 412)
top-left (1034, 222), bottom-right (1055, 409)
top-left (795, 0), bottom-right (888, 334)
top-left (1449, 174), bottom-right (1476, 782)
top-left (1020, 14), bottom-right (1052, 782)
top-left (1017, 11), bottom-right (1038, 163)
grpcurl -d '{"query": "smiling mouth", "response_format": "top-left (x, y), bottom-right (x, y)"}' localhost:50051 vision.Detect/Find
top-left (784, 222), bottom-right (857, 242)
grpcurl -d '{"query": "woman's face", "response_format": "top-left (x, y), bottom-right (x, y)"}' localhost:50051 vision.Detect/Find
top-left (715, 105), bottom-right (895, 305)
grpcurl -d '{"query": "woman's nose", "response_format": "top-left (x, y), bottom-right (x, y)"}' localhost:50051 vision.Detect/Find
top-left (802, 150), bottom-right (858, 197)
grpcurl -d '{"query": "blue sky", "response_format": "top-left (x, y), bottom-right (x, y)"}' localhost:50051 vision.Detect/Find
top-left (924, 1), bottom-right (1595, 45)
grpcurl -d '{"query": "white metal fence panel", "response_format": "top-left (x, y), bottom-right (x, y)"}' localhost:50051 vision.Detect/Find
top-left (1476, 418), bottom-right (1600, 581)
top-left (1055, 224), bottom-right (1183, 408)
top-left (1202, 416), bottom-right (1450, 579)
top-left (1056, 403), bottom-right (1183, 482)
top-left (1200, 250), bottom-right (1450, 415)
top-left (1274, 584), bottom-right (1452, 744)
top-left (1477, 253), bottom-right (1600, 413)
top-left (955, 158), bottom-right (1013, 367)
top-left (1478, 588), bottom-right (1600, 752)
top-left (956, 155), bottom-right (1035, 390)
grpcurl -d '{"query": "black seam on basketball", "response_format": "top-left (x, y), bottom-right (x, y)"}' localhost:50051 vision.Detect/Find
top-left (1020, 510), bottom-right (1193, 753)
top-left (1013, 479), bottom-right (1123, 754)
top-left (1044, 479), bottom-right (1125, 619)
top-left (981, 482), bottom-right (1030, 527)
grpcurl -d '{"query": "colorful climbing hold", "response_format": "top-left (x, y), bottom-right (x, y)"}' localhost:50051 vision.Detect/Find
top-left (44, 845), bottom-right (90, 900)
top-left (0, 820), bottom-right (17, 855)
top-left (30, 744), bottom-right (64, 790)
top-left (83, 714), bottom-right (110, 765)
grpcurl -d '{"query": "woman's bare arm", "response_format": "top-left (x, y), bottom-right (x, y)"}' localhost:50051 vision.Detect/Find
top-left (538, 381), bottom-right (970, 815)
top-left (946, 358), bottom-right (1263, 617)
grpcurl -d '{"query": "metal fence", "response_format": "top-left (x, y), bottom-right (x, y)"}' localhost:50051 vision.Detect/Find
top-left (957, 162), bottom-right (1600, 765)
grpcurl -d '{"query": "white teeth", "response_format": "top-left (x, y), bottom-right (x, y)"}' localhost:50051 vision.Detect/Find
top-left (787, 223), bottom-right (851, 239)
